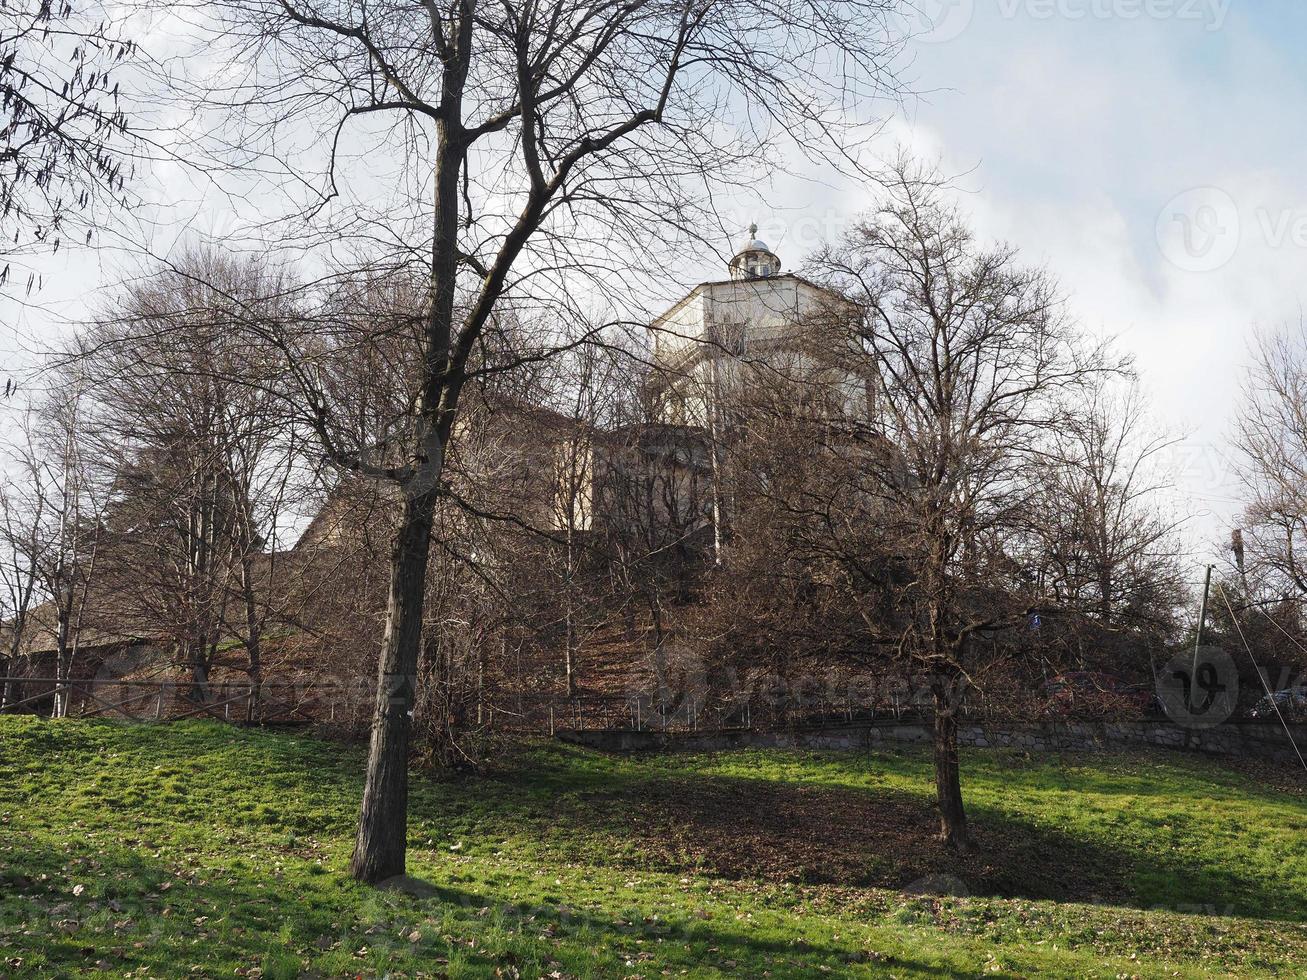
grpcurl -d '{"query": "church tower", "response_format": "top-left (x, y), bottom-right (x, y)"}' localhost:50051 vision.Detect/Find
top-left (728, 224), bottom-right (782, 281)
top-left (648, 221), bottom-right (862, 427)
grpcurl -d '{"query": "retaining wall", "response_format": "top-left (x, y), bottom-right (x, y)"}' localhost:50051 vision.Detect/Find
top-left (558, 719), bottom-right (1307, 766)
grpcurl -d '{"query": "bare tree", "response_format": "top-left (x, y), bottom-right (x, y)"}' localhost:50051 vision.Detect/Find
top-left (537, 339), bottom-right (641, 696)
top-left (811, 164), bottom-right (1113, 851)
top-left (0, 0), bottom-right (137, 263)
top-left (44, 381), bottom-right (103, 717)
top-left (156, 0), bottom-right (906, 883)
top-left (596, 356), bottom-right (716, 700)
top-left (74, 250), bottom-right (304, 707)
top-left (1023, 379), bottom-right (1187, 649)
top-left (0, 389), bottom-right (104, 716)
top-left (0, 414), bottom-right (51, 708)
top-left (1220, 321), bottom-right (1307, 673)
top-left (1235, 323), bottom-right (1307, 601)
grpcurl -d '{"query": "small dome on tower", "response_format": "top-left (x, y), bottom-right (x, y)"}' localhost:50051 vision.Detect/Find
top-left (729, 223), bottom-right (781, 281)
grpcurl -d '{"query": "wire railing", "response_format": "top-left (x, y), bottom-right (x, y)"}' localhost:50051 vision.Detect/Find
top-left (5, 676), bottom-right (1264, 734)
top-left (0, 676), bottom-right (364, 725)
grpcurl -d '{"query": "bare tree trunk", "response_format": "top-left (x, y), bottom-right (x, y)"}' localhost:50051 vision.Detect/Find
top-left (932, 685), bottom-right (969, 853)
top-left (349, 491), bottom-right (436, 884)
top-left (1, 647), bottom-right (33, 712)
top-left (564, 529), bottom-right (578, 697)
top-left (53, 608), bottom-right (73, 719)
top-left (1098, 567), bottom-right (1114, 626)
top-left (707, 353), bottom-right (726, 566)
top-left (648, 592), bottom-right (666, 657)
top-left (184, 638), bottom-right (211, 705)
top-left (1, 650), bottom-right (21, 712)
top-left (349, 64), bottom-right (465, 880)
top-left (57, 530), bottom-right (98, 719)
top-left (55, 650), bottom-right (77, 719)
top-left (240, 556), bottom-right (263, 721)
top-left (564, 630), bottom-right (577, 697)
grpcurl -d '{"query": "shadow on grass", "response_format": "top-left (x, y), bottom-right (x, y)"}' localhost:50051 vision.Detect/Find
top-left (0, 836), bottom-right (344, 977)
top-left (362, 874), bottom-right (967, 978)
top-left (6, 722), bottom-right (1301, 929)
top-left (487, 765), bottom-right (1305, 922)
top-left (0, 840), bottom-right (962, 979)
top-left (536, 774), bottom-right (1127, 900)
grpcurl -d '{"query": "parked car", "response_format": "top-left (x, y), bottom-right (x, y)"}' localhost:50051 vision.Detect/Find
top-left (1248, 689), bottom-right (1307, 723)
top-left (1040, 671), bottom-right (1154, 718)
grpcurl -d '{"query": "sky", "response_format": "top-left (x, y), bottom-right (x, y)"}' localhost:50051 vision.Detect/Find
top-left (3, 0), bottom-right (1305, 575)
top-left (735, 0), bottom-right (1307, 575)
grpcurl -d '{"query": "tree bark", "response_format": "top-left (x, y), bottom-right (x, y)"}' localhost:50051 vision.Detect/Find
top-left (932, 688), bottom-right (970, 853)
top-left (182, 637), bottom-right (211, 705)
top-left (54, 655), bottom-right (71, 718)
top-left (564, 528), bottom-right (578, 697)
top-left (0, 651), bottom-right (18, 712)
top-left (349, 490), bottom-right (436, 884)
top-left (239, 555), bottom-right (263, 721)
top-left (53, 604), bottom-right (73, 718)
top-left (347, 55), bottom-right (464, 874)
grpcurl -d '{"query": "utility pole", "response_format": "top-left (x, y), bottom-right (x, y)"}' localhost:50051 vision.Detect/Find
top-left (1191, 563), bottom-right (1214, 681)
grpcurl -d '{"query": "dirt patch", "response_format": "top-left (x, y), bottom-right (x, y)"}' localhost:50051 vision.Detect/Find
top-left (572, 776), bottom-right (1129, 903)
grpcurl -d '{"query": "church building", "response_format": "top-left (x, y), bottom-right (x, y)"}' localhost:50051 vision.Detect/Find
top-left (648, 224), bottom-right (869, 427)
top-left (525, 223), bottom-right (875, 554)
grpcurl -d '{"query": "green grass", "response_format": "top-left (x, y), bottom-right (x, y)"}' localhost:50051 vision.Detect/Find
top-left (0, 718), bottom-right (1303, 978)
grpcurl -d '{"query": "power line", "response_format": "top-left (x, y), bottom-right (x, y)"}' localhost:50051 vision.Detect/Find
top-left (1250, 601), bottom-right (1307, 660)
top-left (1215, 581), bottom-right (1307, 773)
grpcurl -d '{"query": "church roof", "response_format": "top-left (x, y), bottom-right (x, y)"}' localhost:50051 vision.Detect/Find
top-left (737, 225), bottom-right (773, 255)
top-left (649, 271), bottom-right (855, 332)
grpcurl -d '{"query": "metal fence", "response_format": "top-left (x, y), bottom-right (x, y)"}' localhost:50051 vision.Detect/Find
top-left (0, 676), bottom-right (1170, 733)
top-left (500, 690), bottom-right (936, 734)
top-left (0, 677), bottom-right (931, 731)
top-left (0, 676), bottom-right (366, 725)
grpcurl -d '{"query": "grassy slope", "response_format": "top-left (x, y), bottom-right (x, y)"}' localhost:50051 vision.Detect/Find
top-left (0, 718), bottom-right (1302, 979)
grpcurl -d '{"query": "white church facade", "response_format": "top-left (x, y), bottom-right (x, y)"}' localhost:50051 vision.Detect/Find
top-left (540, 225), bottom-right (872, 542)
top-left (648, 225), bottom-right (870, 427)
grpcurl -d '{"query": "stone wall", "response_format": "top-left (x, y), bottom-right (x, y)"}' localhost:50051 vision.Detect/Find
top-left (558, 719), bottom-right (1307, 766)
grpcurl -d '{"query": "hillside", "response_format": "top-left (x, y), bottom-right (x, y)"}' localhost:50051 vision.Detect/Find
top-left (0, 718), bottom-right (1304, 978)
